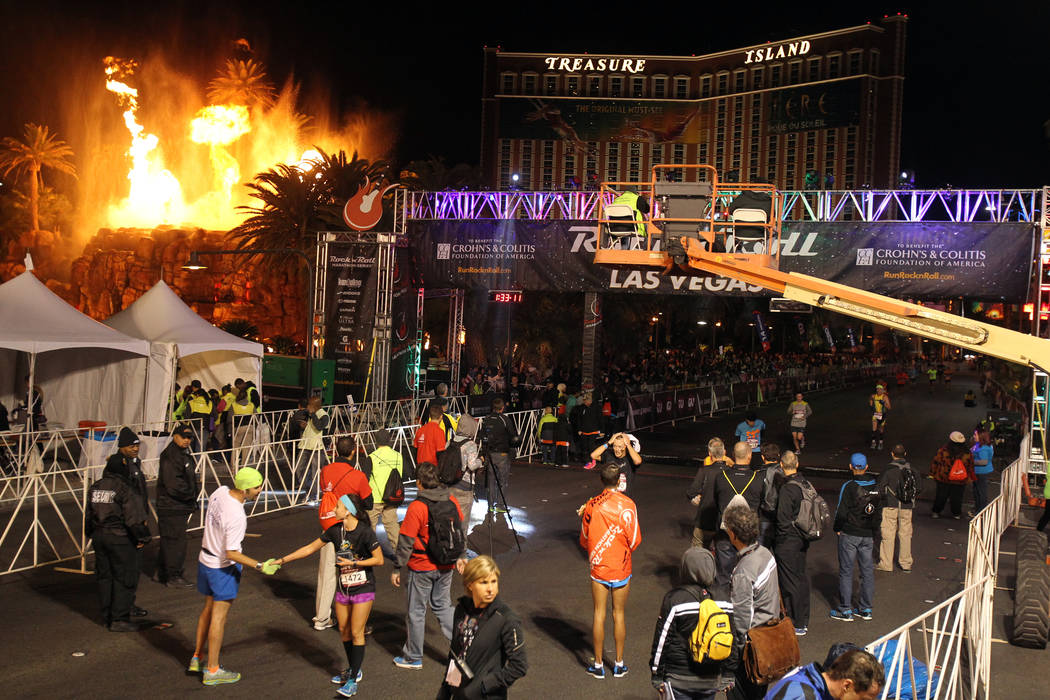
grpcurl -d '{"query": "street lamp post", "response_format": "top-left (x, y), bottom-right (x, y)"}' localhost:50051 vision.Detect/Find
top-left (184, 248), bottom-right (315, 397)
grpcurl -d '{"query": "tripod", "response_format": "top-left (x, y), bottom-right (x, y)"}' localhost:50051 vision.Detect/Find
top-left (477, 439), bottom-right (522, 555)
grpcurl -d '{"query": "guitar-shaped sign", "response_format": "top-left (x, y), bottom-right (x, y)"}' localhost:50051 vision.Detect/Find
top-left (343, 177), bottom-right (399, 231)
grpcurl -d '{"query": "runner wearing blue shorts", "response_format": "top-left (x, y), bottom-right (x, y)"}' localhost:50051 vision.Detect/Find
top-left (189, 468), bottom-right (280, 686)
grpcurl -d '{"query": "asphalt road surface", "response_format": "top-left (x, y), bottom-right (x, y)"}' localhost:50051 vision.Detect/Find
top-left (2, 370), bottom-right (1041, 699)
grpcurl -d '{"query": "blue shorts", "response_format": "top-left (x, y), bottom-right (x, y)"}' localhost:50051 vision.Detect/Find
top-left (197, 561), bottom-right (242, 601)
top-left (592, 574), bottom-right (632, 589)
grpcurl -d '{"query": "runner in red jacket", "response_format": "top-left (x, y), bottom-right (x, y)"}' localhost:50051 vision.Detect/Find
top-left (578, 462), bottom-right (641, 680)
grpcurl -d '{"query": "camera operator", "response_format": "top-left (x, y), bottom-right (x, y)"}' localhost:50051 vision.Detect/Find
top-left (480, 398), bottom-right (519, 514)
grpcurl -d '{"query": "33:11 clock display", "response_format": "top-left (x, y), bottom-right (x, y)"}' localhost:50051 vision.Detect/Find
top-left (488, 290), bottom-right (523, 303)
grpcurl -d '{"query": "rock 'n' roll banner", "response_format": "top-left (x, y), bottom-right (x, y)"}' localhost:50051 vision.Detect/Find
top-left (409, 220), bottom-right (1034, 300)
top-left (323, 243), bottom-right (379, 395)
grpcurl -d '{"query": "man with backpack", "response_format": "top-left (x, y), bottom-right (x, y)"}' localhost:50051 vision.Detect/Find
top-left (774, 451), bottom-right (826, 637)
top-left (712, 442), bottom-right (765, 587)
top-left (391, 461), bottom-right (466, 670)
top-left (314, 436), bottom-right (373, 631)
top-left (366, 429), bottom-right (404, 557)
top-left (831, 453), bottom-right (881, 623)
top-left (876, 444), bottom-right (916, 573)
top-left (650, 547), bottom-right (733, 699)
top-left (438, 413), bottom-right (485, 542)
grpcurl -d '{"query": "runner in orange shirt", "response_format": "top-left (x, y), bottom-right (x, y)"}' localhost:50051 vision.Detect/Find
top-left (578, 462), bottom-right (641, 680)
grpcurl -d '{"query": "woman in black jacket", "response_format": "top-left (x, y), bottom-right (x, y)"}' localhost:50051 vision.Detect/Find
top-left (650, 547), bottom-right (733, 699)
top-left (437, 555), bottom-right (527, 699)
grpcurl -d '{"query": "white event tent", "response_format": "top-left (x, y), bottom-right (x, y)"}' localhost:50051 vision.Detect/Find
top-left (0, 267), bottom-right (151, 430)
top-left (104, 280), bottom-right (263, 425)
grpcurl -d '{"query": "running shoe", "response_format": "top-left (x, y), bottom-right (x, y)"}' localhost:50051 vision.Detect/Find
top-left (870, 440), bottom-right (877, 449)
top-left (584, 460), bottom-right (597, 470)
top-left (313, 618), bottom-right (334, 631)
top-left (202, 667), bottom-right (241, 686)
top-left (613, 662), bottom-right (628, 678)
top-left (794, 627), bottom-right (808, 636)
top-left (878, 441), bottom-right (884, 450)
top-left (586, 662), bottom-right (605, 679)
top-left (331, 669), bottom-right (364, 684)
top-left (856, 608), bottom-right (873, 621)
top-left (337, 679), bottom-right (358, 697)
top-left (188, 655), bottom-right (201, 673)
top-left (393, 656), bottom-right (423, 670)
top-left (830, 609), bottom-right (854, 622)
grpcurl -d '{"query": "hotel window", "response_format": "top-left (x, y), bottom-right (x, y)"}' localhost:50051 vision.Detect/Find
top-left (847, 50), bottom-right (863, 75)
top-left (499, 140), bottom-right (512, 189)
top-left (805, 131), bottom-right (816, 170)
top-left (653, 145), bottom-right (664, 169)
top-left (672, 143), bottom-right (685, 180)
top-left (606, 142), bottom-right (621, 182)
top-left (806, 57), bottom-right (821, 82)
top-left (520, 140), bottom-right (533, 188)
top-left (585, 144), bottom-right (598, 186)
top-left (870, 49), bottom-right (880, 74)
top-left (788, 61), bottom-right (801, 84)
top-left (628, 142), bottom-right (642, 181)
top-left (770, 64), bottom-right (782, 87)
top-left (587, 75), bottom-right (603, 96)
top-left (734, 70), bottom-right (747, 92)
top-left (717, 72), bottom-right (728, 95)
top-left (610, 75), bottom-right (624, 97)
top-left (827, 53), bottom-right (841, 78)
top-left (652, 76), bottom-right (667, 98)
top-left (700, 75), bottom-right (712, 98)
top-left (699, 143), bottom-right (708, 163)
top-left (630, 76), bottom-right (645, 98)
top-left (752, 67), bottom-right (764, 89)
top-left (522, 73), bottom-right (537, 94)
top-left (541, 140), bottom-right (555, 190)
top-left (500, 73), bottom-right (516, 94)
top-left (543, 74), bottom-right (558, 95)
top-left (674, 76), bottom-right (690, 99)
top-left (564, 152), bottom-right (576, 188)
top-left (567, 75), bottom-right (580, 96)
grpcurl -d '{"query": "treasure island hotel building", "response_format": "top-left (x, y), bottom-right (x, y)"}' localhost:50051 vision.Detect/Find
top-left (480, 15), bottom-right (906, 192)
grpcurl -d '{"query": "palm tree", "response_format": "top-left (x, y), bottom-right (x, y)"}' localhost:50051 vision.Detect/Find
top-left (400, 156), bottom-right (483, 191)
top-left (0, 123), bottom-right (77, 231)
top-left (311, 148), bottom-right (390, 227)
top-left (207, 59), bottom-right (277, 109)
top-left (227, 163), bottom-right (327, 271)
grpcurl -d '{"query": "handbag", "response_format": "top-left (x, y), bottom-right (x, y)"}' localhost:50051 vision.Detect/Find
top-left (743, 598), bottom-right (800, 685)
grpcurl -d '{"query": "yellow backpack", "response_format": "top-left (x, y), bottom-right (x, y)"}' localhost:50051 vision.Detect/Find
top-left (689, 594), bottom-right (734, 664)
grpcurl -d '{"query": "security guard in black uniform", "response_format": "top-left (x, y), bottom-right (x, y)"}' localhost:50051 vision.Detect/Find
top-left (155, 424), bottom-right (199, 587)
top-left (87, 427), bottom-right (151, 631)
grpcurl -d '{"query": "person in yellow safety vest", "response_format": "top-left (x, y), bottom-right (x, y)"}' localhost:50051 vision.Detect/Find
top-left (188, 388), bottom-right (214, 448)
top-left (231, 388), bottom-right (256, 468)
top-left (610, 190), bottom-right (650, 236)
top-left (234, 378), bottom-right (263, 414)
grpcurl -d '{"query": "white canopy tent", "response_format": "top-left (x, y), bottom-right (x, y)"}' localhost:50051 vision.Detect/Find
top-left (104, 280), bottom-right (263, 425)
top-left (0, 267), bottom-right (151, 430)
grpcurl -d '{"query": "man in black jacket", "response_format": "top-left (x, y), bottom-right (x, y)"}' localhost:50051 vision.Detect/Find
top-left (773, 451), bottom-right (812, 636)
top-left (574, 392), bottom-right (604, 455)
top-left (687, 438), bottom-right (728, 549)
top-left (87, 427), bottom-right (152, 631)
top-left (155, 425), bottom-right (199, 587)
top-left (831, 453), bottom-right (881, 623)
top-left (481, 398), bottom-right (518, 513)
top-left (650, 547), bottom-right (733, 698)
top-left (711, 442), bottom-right (765, 587)
top-left (876, 444), bottom-right (915, 573)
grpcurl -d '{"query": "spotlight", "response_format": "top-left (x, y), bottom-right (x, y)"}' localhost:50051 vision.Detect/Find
top-left (182, 252), bottom-right (207, 270)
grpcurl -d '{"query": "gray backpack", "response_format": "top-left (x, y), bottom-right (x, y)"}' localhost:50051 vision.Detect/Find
top-left (793, 479), bottom-right (832, 541)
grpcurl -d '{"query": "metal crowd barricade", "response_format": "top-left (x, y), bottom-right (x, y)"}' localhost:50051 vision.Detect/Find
top-left (865, 438), bottom-right (1027, 699)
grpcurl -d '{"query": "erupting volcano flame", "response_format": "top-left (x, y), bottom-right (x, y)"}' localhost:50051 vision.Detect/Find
top-left (95, 53), bottom-right (392, 232)
top-left (104, 56), bottom-right (188, 226)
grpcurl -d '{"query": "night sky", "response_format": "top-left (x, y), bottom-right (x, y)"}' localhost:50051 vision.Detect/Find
top-left (1, 0), bottom-right (1048, 189)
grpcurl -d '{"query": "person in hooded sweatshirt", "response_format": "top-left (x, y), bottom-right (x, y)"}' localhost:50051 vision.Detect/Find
top-left (437, 555), bottom-right (528, 699)
top-left (86, 427), bottom-right (152, 631)
top-left (649, 547), bottom-right (733, 699)
top-left (390, 461), bottom-right (468, 670)
top-left (445, 413), bottom-right (485, 542)
top-left (928, 431), bottom-right (975, 520)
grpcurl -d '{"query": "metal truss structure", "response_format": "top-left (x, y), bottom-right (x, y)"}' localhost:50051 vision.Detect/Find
top-left (406, 188), bottom-right (1044, 223)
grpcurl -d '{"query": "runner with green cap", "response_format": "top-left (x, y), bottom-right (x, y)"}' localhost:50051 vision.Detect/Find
top-left (189, 467), bottom-right (281, 685)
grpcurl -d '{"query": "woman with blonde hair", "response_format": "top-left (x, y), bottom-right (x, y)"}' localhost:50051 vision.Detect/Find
top-left (437, 555), bottom-right (528, 699)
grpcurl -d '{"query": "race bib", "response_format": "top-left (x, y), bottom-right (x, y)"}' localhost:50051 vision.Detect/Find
top-left (445, 659), bottom-right (463, 687)
top-left (339, 567), bottom-right (367, 588)
top-left (793, 409), bottom-right (806, 419)
top-left (873, 413), bottom-right (883, 420)
top-left (617, 472), bottom-right (627, 492)
top-left (747, 437), bottom-right (760, 448)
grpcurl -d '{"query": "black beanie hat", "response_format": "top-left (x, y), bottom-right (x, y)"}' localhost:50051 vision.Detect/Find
top-left (118, 427), bottom-right (140, 448)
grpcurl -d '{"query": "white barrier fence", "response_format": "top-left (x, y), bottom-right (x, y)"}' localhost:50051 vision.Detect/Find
top-left (865, 436), bottom-right (1028, 700)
